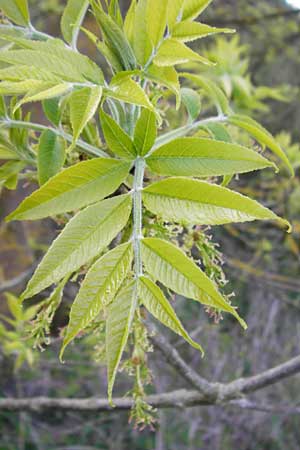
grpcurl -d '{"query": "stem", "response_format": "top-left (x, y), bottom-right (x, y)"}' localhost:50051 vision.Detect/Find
top-left (151, 115), bottom-right (227, 151)
top-left (0, 119), bottom-right (108, 158)
top-left (132, 157), bottom-right (145, 279)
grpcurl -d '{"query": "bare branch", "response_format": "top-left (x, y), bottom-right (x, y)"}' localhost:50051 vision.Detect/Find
top-left (0, 266), bottom-right (35, 294)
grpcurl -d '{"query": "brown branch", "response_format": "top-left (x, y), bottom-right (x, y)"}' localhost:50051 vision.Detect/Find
top-left (0, 265), bottom-right (35, 294)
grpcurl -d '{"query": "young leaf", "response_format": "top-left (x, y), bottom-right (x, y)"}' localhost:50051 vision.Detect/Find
top-left (7, 158), bottom-right (131, 221)
top-left (100, 109), bottom-right (136, 158)
top-left (153, 38), bottom-right (213, 66)
top-left (0, 65), bottom-right (62, 83)
top-left (134, 109), bottom-right (157, 156)
top-left (0, 80), bottom-right (47, 95)
top-left (38, 130), bottom-right (66, 186)
top-left (228, 114), bottom-right (294, 175)
top-left (69, 86), bottom-right (103, 148)
top-left (167, 0), bottom-right (184, 29)
top-left (107, 77), bottom-right (155, 112)
top-left (141, 238), bottom-right (246, 328)
top-left (0, 0), bottom-right (30, 26)
top-left (61, 0), bottom-right (89, 46)
top-left (0, 161), bottom-right (26, 183)
top-left (147, 137), bottom-right (276, 177)
top-left (181, 88), bottom-right (201, 122)
top-left (172, 21), bottom-right (234, 42)
top-left (182, 0), bottom-right (213, 21)
top-left (14, 83), bottom-right (72, 112)
top-left (146, 0), bottom-right (168, 48)
top-left (139, 276), bottom-right (204, 354)
top-left (124, 0), bottom-right (137, 43)
top-left (22, 194), bottom-right (132, 299)
top-left (61, 242), bottom-right (133, 358)
top-left (106, 281), bottom-right (137, 403)
top-left (42, 97), bottom-right (61, 126)
top-left (91, 0), bottom-right (136, 70)
top-left (143, 177), bottom-right (290, 229)
top-left (132, 0), bottom-right (152, 65)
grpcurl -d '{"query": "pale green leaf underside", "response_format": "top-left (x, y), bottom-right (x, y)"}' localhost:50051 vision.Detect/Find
top-left (61, 242), bottom-right (133, 358)
top-left (0, 0), bottom-right (30, 26)
top-left (22, 194), bottom-right (132, 299)
top-left (7, 158), bottom-right (131, 221)
top-left (143, 177), bottom-right (290, 229)
top-left (141, 238), bottom-right (246, 328)
top-left (139, 276), bottom-right (204, 354)
top-left (107, 78), bottom-right (155, 111)
top-left (147, 137), bottom-right (276, 177)
top-left (106, 281), bottom-right (137, 403)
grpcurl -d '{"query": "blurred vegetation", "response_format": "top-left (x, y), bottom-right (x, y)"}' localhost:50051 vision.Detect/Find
top-left (0, 0), bottom-right (299, 449)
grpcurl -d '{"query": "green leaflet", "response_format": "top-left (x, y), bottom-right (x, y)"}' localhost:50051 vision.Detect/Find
top-left (108, 0), bottom-right (123, 27)
top-left (6, 158), bottom-right (131, 221)
top-left (182, 0), bottom-right (213, 21)
top-left (134, 109), bottom-right (157, 156)
top-left (124, 0), bottom-right (136, 43)
top-left (0, 160), bottom-right (26, 182)
top-left (38, 130), bottom-right (66, 186)
top-left (0, 43), bottom-right (104, 84)
top-left (153, 38), bottom-right (214, 67)
top-left (100, 109), bottom-right (136, 158)
top-left (167, 0), bottom-right (184, 29)
top-left (106, 281), bottom-right (137, 404)
top-left (0, 80), bottom-right (47, 95)
top-left (181, 88), bottom-right (201, 122)
top-left (132, 0), bottom-right (152, 66)
top-left (107, 77), bottom-right (155, 112)
top-left (14, 83), bottom-right (72, 112)
top-left (228, 114), bottom-right (294, 176)
top-left (143, 177), bottom-right (290, 230)
top-left (141, 238), bottom-right (246, 328)
top-left (0, 0), bottom-right (30, 26)
top-left (69, 86), bottom-right (103, 148)
top-left (22, 194), bottom-right (132, 299)
top-left (0, 146), bottom-right (18, 160)
top-left (147, 137), bottom-right (276, 177)
top-left (172, 21), bottom-right (234, 42)
top-left (146, 0), bottom-right (168, 48)
top-left (139, 276), bottom-right (204, 354)
top-left (91, 0), bottom-right (136, 70)
top-left (42, 97), bottom-right (61, 126)
top-left (181, 73), bottom-right (230, 115)
top-left (61, 242), bottom-right (133, 358)
top-left (146, 64), bottom-right (181, 108)
top-left (0, 66), bottom-right (62, 83)
top-left (61, 0), bottom-right (89, 46)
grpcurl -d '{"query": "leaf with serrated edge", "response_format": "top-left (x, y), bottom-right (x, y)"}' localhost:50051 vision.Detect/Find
top-left (100, 110), bottom-right (136, 158)
top-left (141, 238), bottom-right (246, 328)
top-left (69, 86), bottom-right (103, 147)
top-left (182, 0), bottom-right (213, 21)
top-left (134, 109), bottom-right (157, 156)
top-left (153, 39), bottom-right (214, 67)
top-left (61, 242), bottom-right (133, 358)
top-left (106, 281), bottom-right (137, 403)
top-left (172, 21), bottom-right (234, 42)
top-left (22, 194), bottom-right (132, 299)
top-left (147, 137), bottom-right (276, 177)
top-left (139, 276), bottom-right (204, 354)
top-left (107, 78), bottom-right (155, 111)
top-left (7, 158), bottom-right (131, 221)
top-left (61, 0), bottom-right (89, 45)
top-left (143, 177), bottom-right (290, 230)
